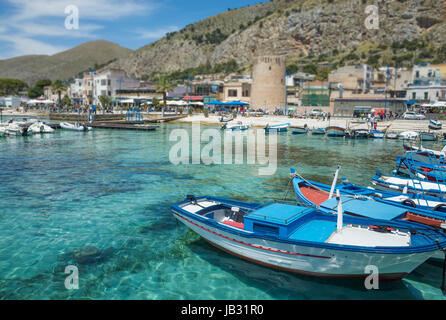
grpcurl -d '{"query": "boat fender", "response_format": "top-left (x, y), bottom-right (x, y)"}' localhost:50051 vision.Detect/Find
top-left (433, 204), bottom-right (446, 212)
top-left (402, 199), bottom-right (416, 208)
top-left (372, 193), bottom-right (383, 199)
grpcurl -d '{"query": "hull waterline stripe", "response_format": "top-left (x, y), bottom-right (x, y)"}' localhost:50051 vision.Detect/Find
top-left (173, 211), bottom-right (330, 259)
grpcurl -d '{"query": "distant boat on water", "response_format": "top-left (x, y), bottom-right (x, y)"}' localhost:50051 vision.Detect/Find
top-left (325, 126), bottom-right (346, 137)
top-left (429, 120), bottom-right (442, 130)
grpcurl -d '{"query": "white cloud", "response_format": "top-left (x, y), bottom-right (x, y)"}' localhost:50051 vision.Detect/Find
top-left (0, 0), bottom-right (156, 58)
top-left (136, 26), bottom-right (179, 40)
top-left (0, 34), bottom-right (69, 57)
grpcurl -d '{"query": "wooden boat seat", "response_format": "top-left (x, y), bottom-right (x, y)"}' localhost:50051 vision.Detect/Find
top-left (300, 186), bottom-right (329, 206)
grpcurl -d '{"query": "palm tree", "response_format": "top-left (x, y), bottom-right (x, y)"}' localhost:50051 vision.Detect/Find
top-left (155, 76), bottom-right (174, 117)
top-left (51, 80), bottom-right (67, 108)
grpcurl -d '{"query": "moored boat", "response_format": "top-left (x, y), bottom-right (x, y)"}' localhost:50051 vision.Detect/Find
top-left (386, 132), bottom-right (399, 139)
top-left (420, 131), bottom-right (440, 141)
top-left (369, 129), bottom-right (385, 139)
top-left (60, 122), bottom-right (92, 131)
top-left (172, 195), bottom-right (446, 280)
top-left (429, 120), bottom-right (442, 131)
top-left (399, 131), bottom-right (418, 140)
top-left (265, 123), bottom-right (290, 133)
top-left (325, 126), bottom-right (346, 137)
top-left (291, 124), bottom-right (308, 135)
top-left (310, 128), bottom-right (326, 135)
top-left (348, 129), bottom-right (369, 139)
top-left (28, 122), bottom-right (54, 134)
top-left (403, 144), bottom-right (446, 164)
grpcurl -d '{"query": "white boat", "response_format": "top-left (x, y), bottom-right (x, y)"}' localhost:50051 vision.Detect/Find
top-left (60, 122), bottom-right (92, 131)
top-left (221, 121), bottom-right (250, 131)
top-left (6, 123), bottom-right (26, 136)
top-left (420, 132), bottom-right (439, 141)
top-left (0, 126), bottom-right (6, 137)
top-left (386, 132), bottom-right (399, 139)
top-left (172, 195), bottom-right (446, 280)
top-left (28, 122), bottom-right (55, 134)
top-left (399, 131), bottom-right (418, 140)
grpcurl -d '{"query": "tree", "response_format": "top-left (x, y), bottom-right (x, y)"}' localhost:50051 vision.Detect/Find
top-left (51, 80), bottom-right (67, 106)
top-left (62, 95), bottom-right (71, 106)
top-left (0, 78), bottom-right (28, 96)
top-left (155, 76), bottom-right (174, 116)
top-left (28, 79), bottom-right (52, 98)
top-left (98, 95), bottom-right (112, 112)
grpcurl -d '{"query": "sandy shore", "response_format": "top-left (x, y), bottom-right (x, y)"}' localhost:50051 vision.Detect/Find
top-left (177, 114), bottom-right (444, 134)
top-left (2, 109), bottom-right (443, 134)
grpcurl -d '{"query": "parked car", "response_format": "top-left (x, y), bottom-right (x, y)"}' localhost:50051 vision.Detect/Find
top-left (309, 109), bottom-right (325, 117)
top-left (403, 111), bottom-right (426, 120)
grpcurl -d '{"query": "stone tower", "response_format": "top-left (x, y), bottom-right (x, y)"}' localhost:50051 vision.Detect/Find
top-left (251, 55), bottom-right (286, 112)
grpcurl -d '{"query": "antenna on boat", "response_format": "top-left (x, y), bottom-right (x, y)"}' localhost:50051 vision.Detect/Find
top-left (329, 165), bottom-right (341, 199)
top-left (336, 189), bottom-right (343, 232)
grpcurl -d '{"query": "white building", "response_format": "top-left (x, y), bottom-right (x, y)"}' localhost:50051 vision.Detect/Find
top-left (93, 68), bottom-right (139, 105)
top-left (69, 78), bottom-right (84, 104)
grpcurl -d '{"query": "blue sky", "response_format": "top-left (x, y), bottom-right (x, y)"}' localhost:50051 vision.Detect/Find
top-left (0, 0), bottom-right (266, 59)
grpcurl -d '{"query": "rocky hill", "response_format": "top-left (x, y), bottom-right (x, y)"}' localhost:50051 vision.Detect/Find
top-left (112, 0), bottom-right (446, 78)
top-left (0, 40), bottom-right (133, 86)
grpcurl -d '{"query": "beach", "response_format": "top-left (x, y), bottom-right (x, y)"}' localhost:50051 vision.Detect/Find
top-left (177, 114), bottom-right (443, 134)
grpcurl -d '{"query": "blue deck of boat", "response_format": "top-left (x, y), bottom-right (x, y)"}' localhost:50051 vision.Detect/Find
top-left (320, 196), bottom-right (407, 220)
top-left (245, 203), bottom-right (310, 225)
top-left (288, 220), bottom-right (338, 242)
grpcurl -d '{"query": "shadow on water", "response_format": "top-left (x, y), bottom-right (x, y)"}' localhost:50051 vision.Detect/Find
top-left (187, 239), bottom-right (417, 300)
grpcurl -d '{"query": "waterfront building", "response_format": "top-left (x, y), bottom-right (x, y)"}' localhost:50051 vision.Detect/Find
top-left (221, 81), bottom-right (251, 104)
top-left (93, 68), bottom-right (139, 106)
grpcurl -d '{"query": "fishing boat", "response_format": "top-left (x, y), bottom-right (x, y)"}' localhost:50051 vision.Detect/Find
top-left (395, 155), bottom-right (446, 182)
top-left (310, 128), bottom-right (326, 135)
top-left (348, 129), bottom-right (369, 139)
top-left (371, 173), bottom-right (446, 199)
top-left (28, 122), bottom-right (54, 134)
top-left (265, 123), bottom-right (290, 133)
top-left (60, 122), bottom-right (92, 131)
top-left (369, 129), bottom-right (385, 139)
top-left (172, 195), bottom-right (446, 279)
top-left (291, 169), bottom-right (446, 214)
top-left (420, 132), bottom-right (440, 141)
top-left (429, 120), bottom-right (442, 130)
top-left (399, 131), bottom-right (418, 140)
top-left (221, 121), bottom-right (250, 131)
top-left (386, 132), bottom-right (399, 139)
top-left (325, 126), bottom-right (346, 137)
top-left (291, 124), bottom-right (308, 135)
top-left (403, 144), bottom-right (446, 164)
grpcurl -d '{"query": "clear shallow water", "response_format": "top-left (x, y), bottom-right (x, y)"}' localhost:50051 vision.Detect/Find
top-left (0, 122), bottom-right (445, 300)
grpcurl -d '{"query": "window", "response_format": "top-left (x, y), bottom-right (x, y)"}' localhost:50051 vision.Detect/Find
top-left (228, 89), bottom-right (238, 97)
top-left (101, 80), bottom-right (106, 86)
top-left (412, 92), bottom-right (416, 99)
top-left (424, 92), bottom-right (429, 100)
top-left (415, 71), bottom-right (420, 78)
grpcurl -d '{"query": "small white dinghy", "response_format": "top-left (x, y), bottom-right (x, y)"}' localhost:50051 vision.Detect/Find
top-left (6, 123), bottom-right (26, 136)
top-left (28, 122), bottom-right (54, 134)
top-left (399, 131), bottom-right (418, 140)
top-left (60, 122), bottom-right (92, 131)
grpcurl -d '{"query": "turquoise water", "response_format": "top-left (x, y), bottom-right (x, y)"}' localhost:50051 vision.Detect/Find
top-left (0, 121), bottom-right (445, 300)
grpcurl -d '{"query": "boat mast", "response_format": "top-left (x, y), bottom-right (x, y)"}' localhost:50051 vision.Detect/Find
top-left (336, 189), bottom-right (343, 231)
top-left (329, 165), bottom-right (341, 199)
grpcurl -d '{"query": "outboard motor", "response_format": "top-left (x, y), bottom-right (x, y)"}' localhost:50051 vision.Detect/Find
top-left (186, 194), bottom-right (198, 205)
